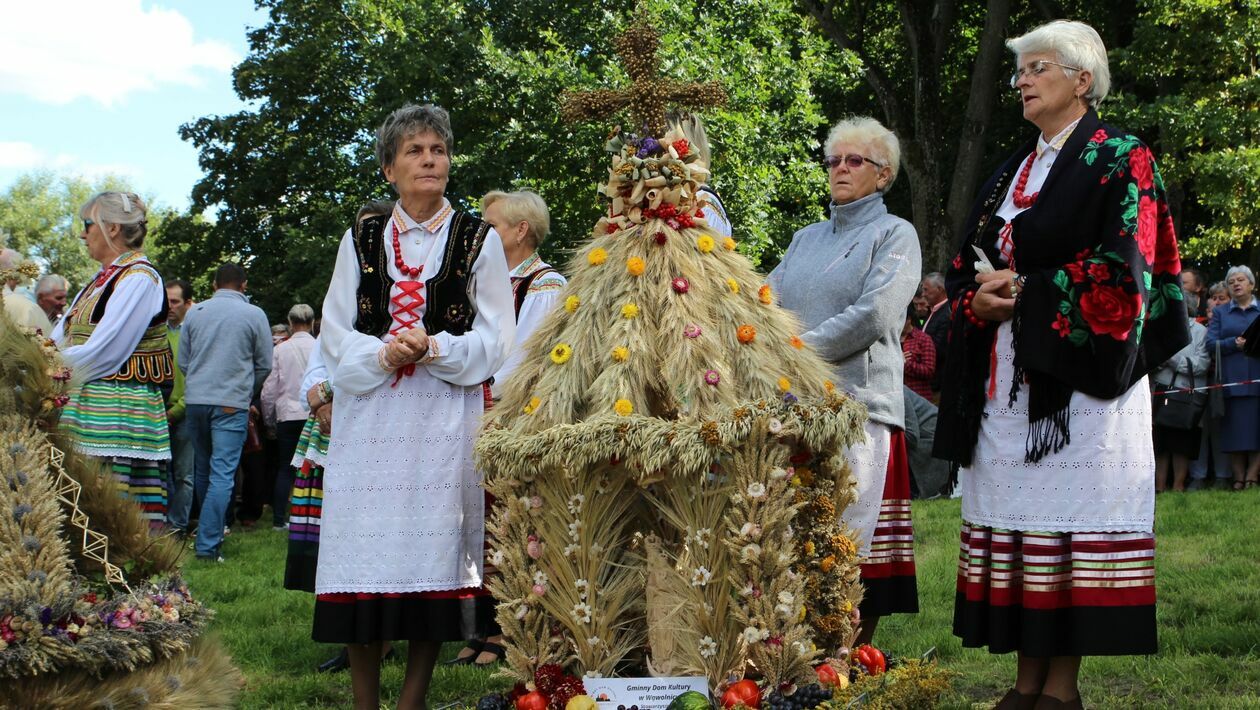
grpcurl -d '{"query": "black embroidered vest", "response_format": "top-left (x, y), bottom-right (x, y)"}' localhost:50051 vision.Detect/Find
top-left (351, 210), bottom-right (490, 338)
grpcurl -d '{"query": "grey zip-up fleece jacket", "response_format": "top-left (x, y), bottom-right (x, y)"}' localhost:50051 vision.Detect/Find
top-left (769, 192), bottom-right (922, 428)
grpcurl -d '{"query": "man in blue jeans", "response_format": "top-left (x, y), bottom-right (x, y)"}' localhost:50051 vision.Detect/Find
top-left (178, 263), bottom-right (272, 561)
top-left (164, 278), bottom-right (195, 533)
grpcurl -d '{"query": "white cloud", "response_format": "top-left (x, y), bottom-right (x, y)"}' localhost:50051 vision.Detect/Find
top-left (0, 141), bottom-right (141, 181)
top-left (0, 1), bottom-right (239, 106)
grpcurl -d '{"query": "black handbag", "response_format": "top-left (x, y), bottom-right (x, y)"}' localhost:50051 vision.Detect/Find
top-left (1243, 313), bottom-right (1260, 358)
top-left (1154, 361), bottom-right (1207, 430)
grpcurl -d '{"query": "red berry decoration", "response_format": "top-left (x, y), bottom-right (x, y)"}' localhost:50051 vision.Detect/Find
top-left (721, 679), bottom-right (761, 709)
top-left (672, 277), bottom-right (690, 294)
top-left (534, 664), bottom-right (564, 695)
top-left (654, 231), bottom-right (667, 245)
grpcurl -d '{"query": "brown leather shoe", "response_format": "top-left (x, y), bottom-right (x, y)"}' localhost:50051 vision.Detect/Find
top-left (1033, 694), bottom-right (1083, 710)
top-left (995, 689), bottom-right (1039, 710)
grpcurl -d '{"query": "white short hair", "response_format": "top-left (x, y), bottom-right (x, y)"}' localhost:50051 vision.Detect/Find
top-left (1007, 20), bottom-right (1111, 108)
top-left (35, 274), bottom-right (68, 295)
top-left (825, 116), bottom-right (901, 192)
top-left (1226, 265), bottom-right (1255, 287)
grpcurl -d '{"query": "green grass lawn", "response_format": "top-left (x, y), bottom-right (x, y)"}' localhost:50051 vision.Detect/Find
top-left (183, 490), bottom-right (1260, 709)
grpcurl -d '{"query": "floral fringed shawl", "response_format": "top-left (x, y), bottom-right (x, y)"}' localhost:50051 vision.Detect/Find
top-left (934, 110), bottom-right (1190, 465)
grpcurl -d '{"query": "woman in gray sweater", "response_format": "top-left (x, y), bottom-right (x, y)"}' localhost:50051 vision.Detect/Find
top-left (770, 116), bottom-right (922, 646)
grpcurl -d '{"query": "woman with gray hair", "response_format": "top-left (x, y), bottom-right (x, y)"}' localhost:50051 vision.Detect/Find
top-left (771, 115), bottom-right (921, 647)
top-left (53, 191), bottom-right (173, 532)
top-left (1206, 265), bottom-right (1260, 488)
top-left (260, 302), bottom-right (317, 529)
top-left (314, 103), bottom-right (514, 708)
top-left (934, 20), bottom-right (1189, 708)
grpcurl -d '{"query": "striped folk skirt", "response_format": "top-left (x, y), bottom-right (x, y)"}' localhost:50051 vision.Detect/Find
top-left (285, 415), bottom-right (327, 593)
top-left (107, 456), bottom-right (168, 532)
top-left (858, 428), bottom-right (919, 617)
top-left (953, 523), bottom-right (1157, 656)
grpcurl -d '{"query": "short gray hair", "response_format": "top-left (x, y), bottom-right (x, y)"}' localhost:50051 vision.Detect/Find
top-left (1007, 20), bottom-right (1111, 108)
top-left (1208, 280), bottom-right (1228, 298)
top-left (288, 303), bottom-right (315, 326)
top-left (923, 272), bottom-right (945, 289)
top-left (80, 191), bottom-right (148, 250)
top-left (1226, 265), bottom-right (1255, 287)
top-left (375, 103), bottom-right (453, 169)
top-left (825, 116), bottom-right (901, 192)
top-left (35, 274), bottom-right (68, 295)
top-left (481, 190), bottom-right (551, 248)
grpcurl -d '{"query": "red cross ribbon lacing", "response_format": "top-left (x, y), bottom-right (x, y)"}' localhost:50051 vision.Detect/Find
top-left (390, 280), bottom-right (425, 335)
top-left (997, 222), bottom-right (1015, 269)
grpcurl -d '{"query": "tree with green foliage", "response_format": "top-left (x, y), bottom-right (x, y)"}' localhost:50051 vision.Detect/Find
top-left (179, 0), bottom-right (858, 318)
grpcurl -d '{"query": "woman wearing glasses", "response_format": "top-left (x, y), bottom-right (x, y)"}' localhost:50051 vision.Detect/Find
top-left (53, 192), bottom-right (173, 531)
top-left (934, 21), bottom-right (1188, 709)
top-left (770, 116), bottom-right (921, 648)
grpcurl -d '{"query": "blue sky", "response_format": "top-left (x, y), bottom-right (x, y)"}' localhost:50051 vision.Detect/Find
top-left (0, 0), bottom-right (267, 211)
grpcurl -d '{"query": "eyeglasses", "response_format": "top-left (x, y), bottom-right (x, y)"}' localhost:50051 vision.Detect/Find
top-left (82, 219), bottom-right (95, 232)
top-left (1010, 60), bottom-right (1083, 88)
top-left (822, 154), bottom-right (882, 171)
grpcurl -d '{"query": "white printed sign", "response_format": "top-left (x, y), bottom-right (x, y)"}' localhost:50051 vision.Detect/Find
top-left (586, 676), bottom-right (710, 710)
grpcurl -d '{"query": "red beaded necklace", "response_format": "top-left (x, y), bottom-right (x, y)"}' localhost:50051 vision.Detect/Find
top-left (1012, 151), bottom-right (1039, 209)
top-left (391, 219), bottom-right (424, 280)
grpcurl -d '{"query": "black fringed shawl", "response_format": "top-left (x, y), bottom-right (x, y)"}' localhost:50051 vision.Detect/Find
top-left (934, 110), bottom-right (1190, 465)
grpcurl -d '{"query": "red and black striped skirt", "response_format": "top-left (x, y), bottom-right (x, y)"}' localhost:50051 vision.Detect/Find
top-left (858, 429), bottom-right (919, 617)
top-left (953, 523), bottom-right (1157, 656)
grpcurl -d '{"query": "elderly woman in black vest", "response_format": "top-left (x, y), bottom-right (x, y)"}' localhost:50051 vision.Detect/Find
top-left (315, 103), bottom-right (514, 709)
top-left (935, 21), bottom-right (1188, 710)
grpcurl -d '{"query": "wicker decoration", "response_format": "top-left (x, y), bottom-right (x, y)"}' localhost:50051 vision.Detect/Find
top-left (478, 20), bottom-right (867, 696)
top-left (561, 20), bottom-right (727, 136)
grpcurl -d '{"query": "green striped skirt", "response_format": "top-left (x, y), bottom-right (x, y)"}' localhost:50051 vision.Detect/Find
top-left (60, 379), bottom-right (171, 460)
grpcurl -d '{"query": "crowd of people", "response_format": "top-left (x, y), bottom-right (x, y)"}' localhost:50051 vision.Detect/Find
top-left (5, 18), bottom-right (1255, 710)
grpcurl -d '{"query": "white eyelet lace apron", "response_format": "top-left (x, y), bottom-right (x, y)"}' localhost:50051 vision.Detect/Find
top-left (959, 320), bottom-right (1155, 533)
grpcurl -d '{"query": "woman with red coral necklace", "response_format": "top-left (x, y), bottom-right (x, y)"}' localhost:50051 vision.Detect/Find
top-left (934, 21), bottom-right (1189, 710)
top-left (314, 104), bottom-right (515, 710)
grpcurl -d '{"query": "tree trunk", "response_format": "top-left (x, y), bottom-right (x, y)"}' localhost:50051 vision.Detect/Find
top-left (943, 0), bottom-right (1013, 270)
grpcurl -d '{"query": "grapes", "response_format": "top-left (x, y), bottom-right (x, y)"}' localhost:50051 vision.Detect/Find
top-left (763, 683), bottom-right (833, 710)
top-left (476, 693), bottom-right (512, 710)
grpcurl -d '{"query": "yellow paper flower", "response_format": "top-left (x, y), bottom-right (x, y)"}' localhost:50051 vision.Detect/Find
top-left (564, 295), bottom-right (580, 313)
top-left (727, 278), bottom-right (740, 294)
top-left (804, 540), bottom-right (816, 556)
top-left (614, 398), bottom-right (634, 416)
top-left (789, 336), bottom-right (804, 349)
top-left (696, 235), bottom-right (715, 253)
top-left (841, 600), bottom-right (853, 614)
top-left (550, 343), bottom-right (573, 364)
top-left (523, 396), bottom-right (541, 415)
top-left (759, 284), bottom-right (773, 304)
top-left (820, 555), bottom-right (836, 573)
top-left (798, 605), bottom-right (808, 623)
top-left (778, 376), bottom-right (791, 391)
top-left (824, 380), bottom-right (835, 392)
top-left (626, 256), bottom-right (645, 276)
top-left (611, 346), bottom-right (629, 362)
top-left (621, 303), bottom-right (640, 319)
top-left (588, 248), bottom-right (608, 265)
top-left (722, 237), bottom-right (737, 251)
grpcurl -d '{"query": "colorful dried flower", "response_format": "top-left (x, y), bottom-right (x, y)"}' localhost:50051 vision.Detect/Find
top-left (672, 138), bottom-right (690, 156)
top-left (564, 295), bottom-right (580, 312)
top-left (696, 235), bottom-right (715, 253)
top-left (803, 540), bottom-right (816, 556)
top-left (654, 231), bottom-right (667, 245)
top-left (747, 482), bottom-right (767, 499)
top-left (588, 248), bottom-right (608, 265)
top-left (611, 346), bottom-right (629, 362)
top-left (820, 555), bottom-right (837, 573)
top-left (614, 399), bottom-right (633, 416)
top-left (575, 578), bottom-right (589, 597)
top-left (693, 528), bottom-right (712, 548)
top-left (778, 376), bottom-right (791, 391)
top-left (759, 284), bottom-right (773, 304)
top-left (627, 256), bottom-right (646, 276)
top-left (523, 396), bottom-right (541, 415)
top-left (742, 626), bottom-right (768, 644)
top-left (740, 543), bottom-right (762, 562)
top-left (532, 583), bottom-right (547, 596)
top-left (704, 369), bottom-right (721, 386)
top-left (768, 419), bottom-right (783, 435)
top-left (567, 494), bottom-right (585, 514)
top-left (683, 323), bottom-right (702, 338)
top-left (824, 380), bottom-right (835, 392)
top-left (621, 303), bottom-right (639, 319)
top-left (722, 237), bottom-right (737, 251)
top-left (737, 325), bottom-right (756, 343)
top-left (527, 536), bottom-right (543, 559)
top-left (572, 602), bottom-right (593, 623)
top-left (789, 335), bottom-right (805, 349)
top-left (550, 343), bottom-right (573, 364)
top-left (726, 278), bottom-right (740, 294)
top-left (671, 276), bottom-right (689, 293)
